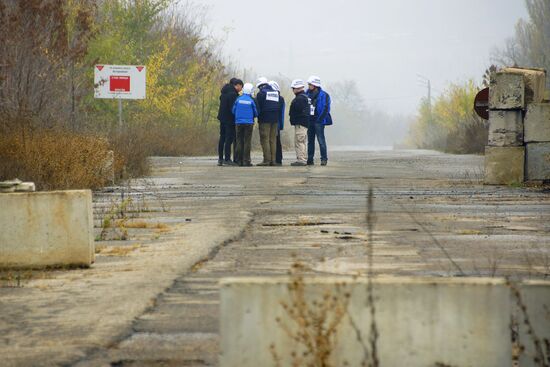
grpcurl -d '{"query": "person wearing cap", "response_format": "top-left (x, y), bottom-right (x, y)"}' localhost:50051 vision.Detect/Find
top-left (217, 78), bottom-right (243, 166)
top-left (269, 81), bottom-right (286, 166)
top-left (289, 79), bottom-right (311, 166)
top-left (232, 83), bottom-right (258, 167)
top-left (255, 76), bottom-right (280, 166)
top-left (306, 75), bottom-right (332, 166)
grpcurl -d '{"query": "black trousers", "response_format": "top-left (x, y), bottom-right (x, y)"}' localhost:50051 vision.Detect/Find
top-left (218, 121), bottom-right (236, 161)
top-left (276, 128), bottom-right (283, 164)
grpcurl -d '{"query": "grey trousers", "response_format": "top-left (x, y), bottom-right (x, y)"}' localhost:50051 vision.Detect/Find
top-left (259, 122), bottom-right (277, 164)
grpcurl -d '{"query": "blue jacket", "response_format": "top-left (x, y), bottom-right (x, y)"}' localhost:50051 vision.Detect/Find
top-left (232, 94), bottom-right (258, 124)
top-left (307, 88), bottom-right (332, 125)
top-left (256, 85), bottom-right (280, 123)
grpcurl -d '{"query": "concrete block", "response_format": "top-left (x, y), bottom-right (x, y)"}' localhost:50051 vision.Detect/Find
top-left (484, 146), bottom-right (525, 185)
top-left (525, 103), bottom-right (550, 142)
top-left (0, 190), bottom-right (94, 268)
top-left (219, 277), bottom-right (550, 367)
top-left (502, 67), bottom-right (546, 105)
top-left (488, 110), bottom-right (524, 146)
top-left (490, 72), bottom-right (525, 110)
top-left (526, 143), bottom-right (550, 181)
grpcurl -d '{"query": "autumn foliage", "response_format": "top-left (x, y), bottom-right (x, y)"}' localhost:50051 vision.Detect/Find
top-left (0, 0), bottom-right (227, 189)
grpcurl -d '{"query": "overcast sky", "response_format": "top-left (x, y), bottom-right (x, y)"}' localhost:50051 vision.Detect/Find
top-left (197, 0), bottom-right (527, 115)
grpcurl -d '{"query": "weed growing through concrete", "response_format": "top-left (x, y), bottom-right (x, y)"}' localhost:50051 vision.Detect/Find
top-left (508, 280), bottom-right (550, 366)
top-left (271, 259), bottom-right (351, 367)
top-left (98, 198), bottom-right (133, 241)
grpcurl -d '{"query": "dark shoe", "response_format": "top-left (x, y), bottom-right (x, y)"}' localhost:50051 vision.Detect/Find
top-left (243, 162), bottom-right (253, 167)
top-left (224, 160), bottom-right (238, 166)
top-left (274, 162), bottom-right (282, 166)
top-left (291, 161), bottom-right (307, 166)
top-left (256, 162), bottom-right (270, 166)
top-left (217, 159), bottom-right (223, 166)
top-left (321, 160), bottom-right (328, 166)
top-left (307, 161), bottom-right (314, 166)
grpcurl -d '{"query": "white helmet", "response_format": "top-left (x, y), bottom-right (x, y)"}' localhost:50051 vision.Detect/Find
top-left (243, 83), bottom-right (254, 95)
top-left (290, 79), bottom-right (305, 89)
top-left (307, 75), bottom-right (322, 87)
top-left (268, 80), bottom-right (280, 92)
top-left (256, 77), bottom-right (268, 88)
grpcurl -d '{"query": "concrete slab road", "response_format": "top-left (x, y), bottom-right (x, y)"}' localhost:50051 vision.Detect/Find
top-left (1, 149), bottom-right (549, 366)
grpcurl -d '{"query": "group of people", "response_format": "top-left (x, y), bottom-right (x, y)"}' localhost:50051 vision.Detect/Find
top-left (216, 75), bottom-right (332, 167)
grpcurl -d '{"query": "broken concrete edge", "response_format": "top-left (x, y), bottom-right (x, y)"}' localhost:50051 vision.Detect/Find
top-left (219, 276), bottom-right (536, 287)
top-left (0, 263), bottom-right (92, 271)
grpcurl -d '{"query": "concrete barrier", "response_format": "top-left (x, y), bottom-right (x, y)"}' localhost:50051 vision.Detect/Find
top-left (0, 190), bottom-right (94, 268)
top-left (489, 72), bottom-right (525, 110)
top-left (484, 146), bottom-right (525, 185)
top-left (501, 67), bottom-right (546, 105)
top-left (525, 103), bottom-right (550, 143)
top-left (220, 277), bottom-right (550, 367)
top-left (526, 143), bottom-right (550, 181)
top-left (488, 110), bottom-right (524, 146)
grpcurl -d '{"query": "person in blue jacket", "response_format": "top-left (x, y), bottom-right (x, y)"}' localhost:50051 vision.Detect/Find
top-left (306, 75), bottom-right (332, 166)
top-left (269, 81), bottom-right (286, 166)
top-left (232, 83), bottom-right (258, 167)
top-left (255, 77), bottom-right (280, 166)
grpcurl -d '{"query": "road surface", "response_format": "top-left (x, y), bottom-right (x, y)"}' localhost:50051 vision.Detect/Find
top-left (1, 149), bottom-right (549, 366)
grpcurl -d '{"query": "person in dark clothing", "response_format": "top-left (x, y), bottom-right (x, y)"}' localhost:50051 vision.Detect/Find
top-left (255, 77), bottom-right (280, 166)
top-left (289, 79), bottom-right (311, 166)
top-left (217, 78), bottom-right (243, 166)
top-left (269, 81), bottom-right (285, 166)
top-left (306, 75), bottom-right (331, 166)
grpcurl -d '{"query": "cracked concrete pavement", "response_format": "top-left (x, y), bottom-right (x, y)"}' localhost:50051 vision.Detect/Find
top-left (1, 149), bottom-right (549, 366)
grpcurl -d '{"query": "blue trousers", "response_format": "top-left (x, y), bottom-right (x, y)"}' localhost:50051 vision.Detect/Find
top-left (307, 123), bottom-right (327, 162)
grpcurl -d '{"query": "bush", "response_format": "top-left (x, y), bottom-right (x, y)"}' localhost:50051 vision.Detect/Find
top-left (0, 127), bottom-right (112, 190)
top-left (408, 80), bottom-right (488, 154)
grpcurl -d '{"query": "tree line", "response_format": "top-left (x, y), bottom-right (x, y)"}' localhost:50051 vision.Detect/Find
top-left (0, 0), bottom-right (228, 188)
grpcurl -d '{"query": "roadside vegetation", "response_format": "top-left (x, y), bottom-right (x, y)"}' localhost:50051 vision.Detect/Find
top-left (409, 0), bottom-right (549, 154)
top-left (0, 0), bottom-right (227, 190)
top-left (408, 80), bottom-right (488, 154)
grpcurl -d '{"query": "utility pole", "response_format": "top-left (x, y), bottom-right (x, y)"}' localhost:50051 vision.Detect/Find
top-left (417, 74), bottom-right (432, 117)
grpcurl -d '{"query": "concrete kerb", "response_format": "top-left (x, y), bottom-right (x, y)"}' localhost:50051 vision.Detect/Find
top-left (0, 190), bottom-right (95, 269)
top-left (219, 276), bottom-right (550, 367)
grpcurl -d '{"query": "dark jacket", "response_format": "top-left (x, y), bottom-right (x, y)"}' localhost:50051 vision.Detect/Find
top-left (278, 95), bottom-right (286, 130)
top-left (217, 84), bottom-right (238, 123)
top-left (289, 91), bottom-right (310, 128)
top-left (256, 85), bottom-right (280, 123)
top-left (307, 87), bottom-right (332, 125)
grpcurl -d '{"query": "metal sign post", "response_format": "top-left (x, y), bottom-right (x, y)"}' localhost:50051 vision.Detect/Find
top-left (118, 98), bottom-right (123, 128)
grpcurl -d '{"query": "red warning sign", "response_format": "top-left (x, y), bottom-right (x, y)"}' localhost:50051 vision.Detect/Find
top-left (109, 76), bottom-right (130, 93)
top-left (95, 65), bottom-right (146, 99)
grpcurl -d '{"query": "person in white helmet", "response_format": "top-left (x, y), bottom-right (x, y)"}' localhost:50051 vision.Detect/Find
top-left (255, 76), bottom-right (280, 166)
top-left (269, 81), bottom-right (286, 166)
top-left (288, 79), bottom-right (310, 166)
top-left (232, 83), bottom-right (258, 166)
top-left (306, 75), bottom-right (332, 166)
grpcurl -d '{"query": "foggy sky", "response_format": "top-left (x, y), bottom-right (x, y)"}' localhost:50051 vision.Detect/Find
top-left (198, 0), bottom-right (526, 115)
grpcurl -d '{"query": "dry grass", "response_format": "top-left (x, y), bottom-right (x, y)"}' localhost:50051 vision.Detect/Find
top-left (96, 244), bottom-right (142, 257)
top-left (271, 261), bottom-right (351, 367)
top-left (0, 127), bottom-right (112, 190)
